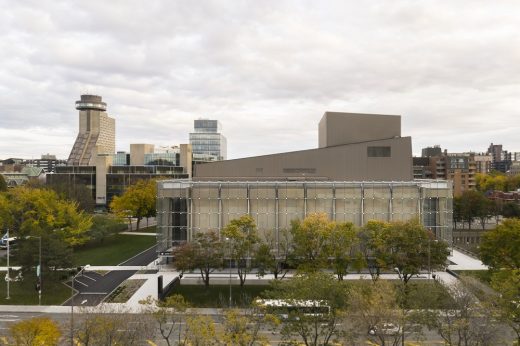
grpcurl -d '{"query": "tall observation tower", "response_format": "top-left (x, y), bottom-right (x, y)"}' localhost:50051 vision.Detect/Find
top-left (67, 95), bottom-right (115, 166)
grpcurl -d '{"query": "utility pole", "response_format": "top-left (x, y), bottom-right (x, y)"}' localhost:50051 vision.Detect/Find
top-left (5, 228), bottom-right (10, 300)
top-left (38, 236), bottom-right (42, 305)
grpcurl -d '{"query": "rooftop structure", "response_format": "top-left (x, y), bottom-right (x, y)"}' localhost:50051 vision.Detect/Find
top-left (194, 112), bottom-right (412, 181)
top-left (67, 95), bottom-right (115, 166)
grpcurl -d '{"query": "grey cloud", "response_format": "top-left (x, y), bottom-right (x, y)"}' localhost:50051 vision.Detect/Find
top-left (0, 0), bottom-right (519, 160)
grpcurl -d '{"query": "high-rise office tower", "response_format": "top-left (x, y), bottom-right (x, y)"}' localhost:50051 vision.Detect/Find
top-left (189, 119), bottom-right (227, 162)
top-left (67, 95), bottom-right (115, 166)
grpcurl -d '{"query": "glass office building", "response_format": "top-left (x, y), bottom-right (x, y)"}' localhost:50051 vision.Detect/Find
top-left (189, 119), bottom-right (227, 162)
top-left (157, 180), bottom-right (452, 257)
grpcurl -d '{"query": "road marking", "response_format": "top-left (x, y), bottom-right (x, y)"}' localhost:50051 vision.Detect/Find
top-left (0, 315), bottom-right (17, 318)
top-left (0, 319), bottom-right (19, 322)
top-left (74, 279), bottom-right (89, 287)
top-left (82, 274), bottom-right (97, 281)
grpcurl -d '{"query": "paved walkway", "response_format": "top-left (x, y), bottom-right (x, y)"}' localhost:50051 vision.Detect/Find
top-left (447, 248), bottom-right (488, 270)
top-left (119, 232), bottom-right (156, 236)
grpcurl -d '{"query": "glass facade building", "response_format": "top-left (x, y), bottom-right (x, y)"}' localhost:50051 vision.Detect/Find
top-left (189, 119), bottom-right (227, 162)
top-left (157, 180), bottom-right (453, 257)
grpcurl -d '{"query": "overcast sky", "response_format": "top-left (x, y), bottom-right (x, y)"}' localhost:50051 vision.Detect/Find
top-left (1, 0), bottom-right (519, 160)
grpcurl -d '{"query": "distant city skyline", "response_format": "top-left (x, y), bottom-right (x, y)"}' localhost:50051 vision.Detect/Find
top-left (1, 1), bottom-right (519, 160)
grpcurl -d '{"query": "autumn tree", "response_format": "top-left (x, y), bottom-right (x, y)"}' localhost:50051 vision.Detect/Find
top-left (9, 317), bottom-right (61, 346)
top-left (348, 280), bottom-right (405, 346)
top-left (425, 277), bottom-right (500, 346)
top-left (182, 315), bottom-right (218, 346)
top-left (255, 228), bottom-right (293, 280)
top-left (222, 215), bottom-right (260, 286)
top-left (74, 305), bottom-right (154, 346)
top-left (290, 213), bottom-right (333, 272)
top-left (0, 187), bottom-right (92, 271)
top-left (140, 294), bottom-right (189, 346)
top-left (265, 272), bottom-right (349, 345)
top-left (476, 172), bottom-right (520, 192)
top-left (109, 179), bottom-right (156, 230)
top-left (174, 231), bottom-right (223, 286)
top-left (480, 218), bottom-right (520, 270)
top-left (219, 308), bottom-right (278, 346)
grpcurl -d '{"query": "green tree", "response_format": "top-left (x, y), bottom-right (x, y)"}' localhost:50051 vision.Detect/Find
top-left (9, 317), bottom-right (61, 346)
top-left (255, 229), bottom-right (294, 280)
top-left (458, 190), bottom-right (490, 230)
top-left (174, 231), bottom-right (223, 286)
top-left (255, 228), bottom-right (293, 280)
top-left (453, 196), bottom-right (462, 230)
top-left (265, 272), bottom-right (348, 346)
top-left (358, 220), bottom-right (390, 281)
top-left (290, 213), bottom-right (332, 272)
top-left (109, 179), bottom-right (156, 230)
top-left (480, 218), bottom-right (520, 270)
top-left (87, 214), bottom-right (127, 244)
top-left (140, 294), bottom-right (189, 346)
top-left (490, 269), bottom-right (520, 344)
top-left (502, 202), bottom-right (520, 218)
top-left (48, 182), bottom-right (95, 212)
top-left (222, 215), bottom-right (260, 286)
top-left (385, 220), bottom-right (449, 285)
top-left (0, 174), bottom-right (7, 192)
top-left (325, 221), bottom-right (361, 280)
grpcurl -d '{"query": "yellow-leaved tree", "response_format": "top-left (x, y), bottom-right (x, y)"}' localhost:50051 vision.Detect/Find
top-left (110, 179), bottom-right (156, 231)
top-left (10, 317), bottom-right (61, 346)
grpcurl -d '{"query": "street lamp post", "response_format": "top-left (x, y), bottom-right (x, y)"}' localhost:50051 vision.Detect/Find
top-left (225, 237), bottom-right (232, 307)
top-left (5, 229), bottom-right (10, 300)
top-left (37, 236), bottom-right (42, 305)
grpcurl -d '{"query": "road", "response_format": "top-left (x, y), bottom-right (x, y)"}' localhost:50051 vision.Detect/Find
top-left (1, 311), bottom-right (514, 345)
top-left (62, 244), bottom-right (158, 306)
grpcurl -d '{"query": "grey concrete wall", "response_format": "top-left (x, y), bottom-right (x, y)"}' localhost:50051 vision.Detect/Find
top-left (318, 112), bottom-right (401, 148)
top-left (194, 137), bottom-right (412, 181)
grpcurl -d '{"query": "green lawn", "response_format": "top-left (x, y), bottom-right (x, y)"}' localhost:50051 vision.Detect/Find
top-left (134, 225), bottom-right (157, 233)
top-left (172, 284), bottom-right (268, 308)
top-left (453, 270), bottom-right (493, 284)
top-left (399, 280), bottom-right (454, 309)
top-left (73, 234), bottom-right (156, 266)
top-left (0, 270), bottom-right (71, 305)
top-left (171, 280), bottom-right (453, 309)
